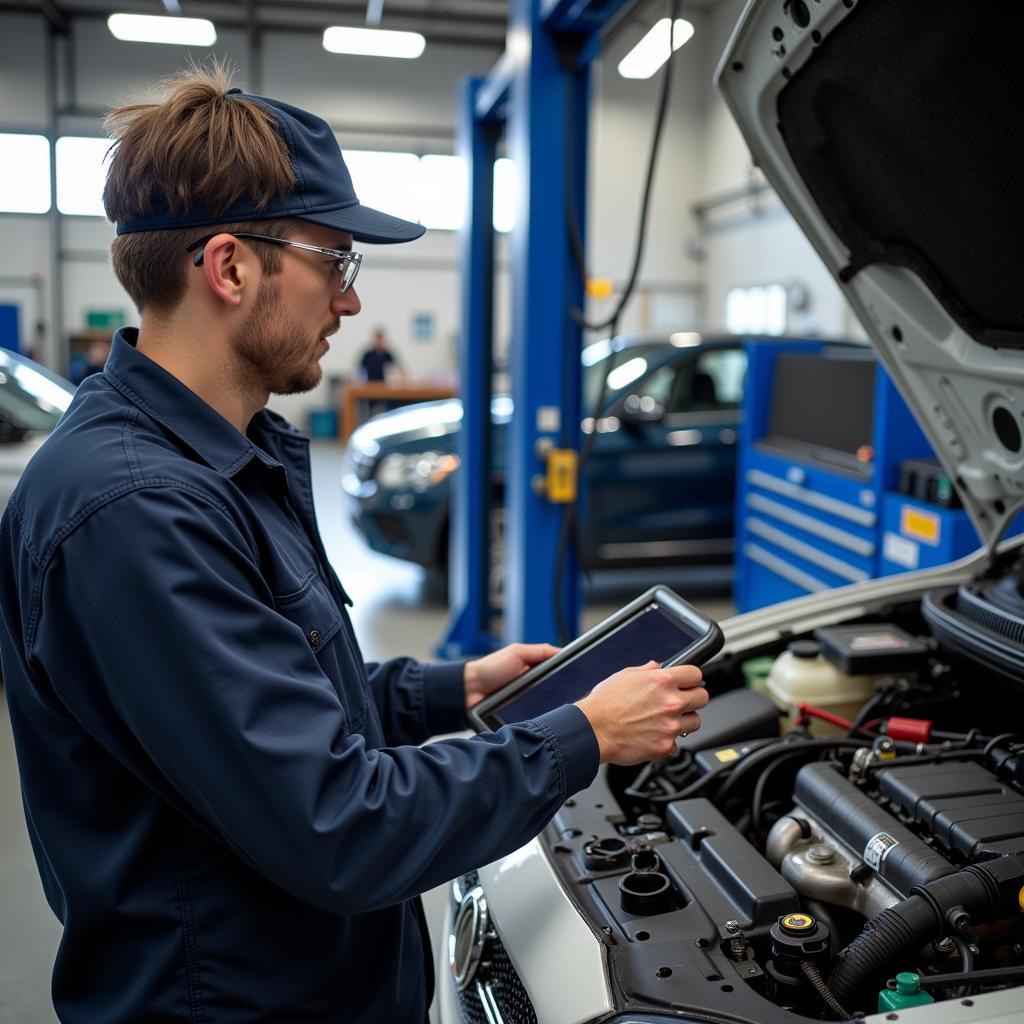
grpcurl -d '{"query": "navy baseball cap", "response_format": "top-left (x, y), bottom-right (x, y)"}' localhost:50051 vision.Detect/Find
top-left (114, 89), bottom-right (425, 244)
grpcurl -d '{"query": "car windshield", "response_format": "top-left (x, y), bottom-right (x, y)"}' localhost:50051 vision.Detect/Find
top-left (0, 351), bottom-right (74, 432)
top-left (582, 342), bottom-right (671, 411)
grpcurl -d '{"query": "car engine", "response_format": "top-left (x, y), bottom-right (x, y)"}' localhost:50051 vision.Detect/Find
top-left (448, 558), bottom-right (1024, 1023)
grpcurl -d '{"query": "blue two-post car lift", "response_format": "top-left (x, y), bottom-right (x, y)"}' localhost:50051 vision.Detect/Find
top-left (441, 0), bottom-right (637, 656)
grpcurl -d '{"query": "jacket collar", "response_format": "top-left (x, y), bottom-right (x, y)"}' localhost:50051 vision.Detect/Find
top-left (103, 328), bottom-right (288, 477)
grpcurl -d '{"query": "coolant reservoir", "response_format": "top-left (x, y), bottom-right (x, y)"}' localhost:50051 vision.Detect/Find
top-left (766, 640), bottom-right (877, 735)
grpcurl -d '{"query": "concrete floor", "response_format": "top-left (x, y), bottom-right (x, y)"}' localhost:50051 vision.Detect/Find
top-left (0, 441), bottom-right (733, 1022)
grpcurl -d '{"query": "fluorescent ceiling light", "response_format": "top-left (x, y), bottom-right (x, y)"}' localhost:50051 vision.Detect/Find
top-left (618, 18), bottom-right (694, 79)
top-left (107, 13), bottom-right (216, 46)
top-left (322, 26), bottom-right (425, 59)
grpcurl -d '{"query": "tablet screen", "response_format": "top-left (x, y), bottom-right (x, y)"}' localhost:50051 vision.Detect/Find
top-left (491, 605), bottom-right (703, 726)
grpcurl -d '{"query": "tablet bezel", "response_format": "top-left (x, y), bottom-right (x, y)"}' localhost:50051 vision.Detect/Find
top-left (465, 585), bottom-right (723, 733)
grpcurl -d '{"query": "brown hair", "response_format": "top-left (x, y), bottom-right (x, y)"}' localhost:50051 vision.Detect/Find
top-left (104, 62), bottom-right (297, 315)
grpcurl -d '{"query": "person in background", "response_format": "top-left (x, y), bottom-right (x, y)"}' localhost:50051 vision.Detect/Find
top-left (358, 326), bottom-right (402, 382)
top-left (68, 336), bottom-right (112, 386)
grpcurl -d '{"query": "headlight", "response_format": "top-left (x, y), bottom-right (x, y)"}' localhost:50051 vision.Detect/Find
top-left (375, 451), bottom-right (460, 492)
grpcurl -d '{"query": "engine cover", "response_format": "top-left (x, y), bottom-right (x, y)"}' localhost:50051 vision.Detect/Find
top-left (878, 760), bottom-right (1024, 861)
top-left (793, 762), bottom-right (955, 897)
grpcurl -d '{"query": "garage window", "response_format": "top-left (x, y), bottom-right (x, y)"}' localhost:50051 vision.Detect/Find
top-left (0, 134), bottom-right (51, 214)
top-left (55, 137), bottom-right (111, 216)
top-left (344, 149), bottom-right (422, 225)
top-left (725, 284), bottom-right (787, 335)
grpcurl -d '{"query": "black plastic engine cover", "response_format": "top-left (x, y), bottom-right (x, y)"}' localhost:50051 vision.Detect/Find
top-left (878, 761), bottom-right (1024, 861)
top-left (664, 799), bottom-right (798, 927)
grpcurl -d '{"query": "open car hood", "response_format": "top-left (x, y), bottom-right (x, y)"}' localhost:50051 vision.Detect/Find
top-left (716, 0), bottom-right (1024, 550)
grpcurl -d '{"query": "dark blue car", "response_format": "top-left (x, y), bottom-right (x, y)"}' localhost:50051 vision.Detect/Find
top-left (342, 333), bottom-right (797, 583)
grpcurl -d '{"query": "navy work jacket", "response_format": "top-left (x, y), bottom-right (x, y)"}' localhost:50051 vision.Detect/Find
top-left (0, 330), bottom-right (599, 1023)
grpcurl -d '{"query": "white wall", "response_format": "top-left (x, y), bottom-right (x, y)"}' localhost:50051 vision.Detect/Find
top-left (0, 1), bottom-right (863, 428)
top-left (582, 7), bottom-right (712, 335)
top-left (0, 10), bottom-right (493, 428)
top-left (0, 14), bottom-right (48, 129)
top-left (71, 20), bottom-right (252, 112)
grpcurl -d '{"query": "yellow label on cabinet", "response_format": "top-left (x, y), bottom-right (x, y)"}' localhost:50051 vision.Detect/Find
top-left (900, 505), bottom-right (941, 546)
top-left (715, 748), bottom-right (740, 763)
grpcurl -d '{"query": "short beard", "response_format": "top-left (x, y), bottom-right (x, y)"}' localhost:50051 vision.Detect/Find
top-left (231, 277), bottom-right (323, 396)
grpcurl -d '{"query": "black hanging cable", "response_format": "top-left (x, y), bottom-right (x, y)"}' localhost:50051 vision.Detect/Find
top-left (552, 0), bottom-right (682, 642)
top-left (565, 0), bottom-right (682, 333)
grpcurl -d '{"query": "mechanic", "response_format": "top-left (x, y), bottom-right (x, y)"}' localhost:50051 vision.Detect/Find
top-left (359, 326), bottom-right (402, 382)
top-left (0, 68), bottom-right (709, 1024)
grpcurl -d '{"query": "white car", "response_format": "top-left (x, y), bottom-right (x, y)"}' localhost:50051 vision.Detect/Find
top-left (0, 348), bottom-right (76, 511)
top-left (436, 2), bottom-right (1024, 1023)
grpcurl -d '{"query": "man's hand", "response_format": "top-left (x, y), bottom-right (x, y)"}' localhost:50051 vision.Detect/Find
top-left (464, 642), bottom-right (560, 709)
top-left (575, 661), bottom-right (709, 765)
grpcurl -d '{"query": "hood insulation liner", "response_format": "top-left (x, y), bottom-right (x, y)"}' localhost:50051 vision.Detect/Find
top-left (776, 0), bottom-right (1024, 350)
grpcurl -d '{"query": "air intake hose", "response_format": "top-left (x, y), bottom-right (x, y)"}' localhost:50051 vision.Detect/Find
top-left (828, 855), bottom-right (1024, 1006)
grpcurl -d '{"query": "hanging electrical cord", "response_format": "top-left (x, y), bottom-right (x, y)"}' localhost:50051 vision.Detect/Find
top-left (552, 0), bottom-right (682, 642)
top-left (566, 0), bottom-right (682, 334)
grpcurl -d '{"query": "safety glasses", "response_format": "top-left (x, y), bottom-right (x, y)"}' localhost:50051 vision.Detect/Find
top-left (185, 232), bottom-right (362, 292)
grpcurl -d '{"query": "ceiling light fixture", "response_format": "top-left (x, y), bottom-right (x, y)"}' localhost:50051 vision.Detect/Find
top-left (618, 18), bottom-right (694, 79)
top-left (107, 13), bottom-right (216, 46)
top-left (322, 26), bottom-right (426, 59)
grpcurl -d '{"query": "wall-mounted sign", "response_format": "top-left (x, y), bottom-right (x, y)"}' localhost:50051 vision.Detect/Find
top-left (85, 310), bottom-right (126, 330)
top-left (412, 313), bottom-right (434, 341)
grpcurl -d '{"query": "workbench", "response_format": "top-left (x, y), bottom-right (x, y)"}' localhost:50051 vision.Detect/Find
top-left (339, 381), bottom-right (456, 442)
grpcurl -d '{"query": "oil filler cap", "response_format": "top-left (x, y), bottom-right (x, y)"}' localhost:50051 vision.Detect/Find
top-left (780, 913), bottom-right (815, 934)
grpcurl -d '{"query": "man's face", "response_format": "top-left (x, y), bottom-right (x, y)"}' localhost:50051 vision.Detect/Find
top-left (231, 224), bottom-right (360, 396)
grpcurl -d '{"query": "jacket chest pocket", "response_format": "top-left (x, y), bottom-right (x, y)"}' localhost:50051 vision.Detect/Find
top-left (273, 574), bottom-right (370, 730)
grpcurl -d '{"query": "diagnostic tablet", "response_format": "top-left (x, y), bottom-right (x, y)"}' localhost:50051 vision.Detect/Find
top-left (467, 586), bottom-right (723, 732)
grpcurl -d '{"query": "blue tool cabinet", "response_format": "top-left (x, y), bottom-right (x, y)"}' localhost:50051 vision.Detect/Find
top-left (878, 495), bottom-right (980, 576)
top-left (735, 341), bottom-right (935, 612)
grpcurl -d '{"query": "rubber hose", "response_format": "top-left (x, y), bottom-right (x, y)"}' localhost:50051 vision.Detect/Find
top-left (828, 862), bottom-right (1006, 1006)
top-left (827, 896), bottom-right (936, 1005)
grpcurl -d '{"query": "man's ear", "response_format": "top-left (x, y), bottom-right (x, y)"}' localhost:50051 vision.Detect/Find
top-left (199, 234), bottom-right (251, 307)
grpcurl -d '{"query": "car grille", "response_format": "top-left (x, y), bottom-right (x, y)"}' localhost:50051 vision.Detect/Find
top-left (455, 934), bottom-right (537, 1024)
top-left (451, 872), bottom-right (537, 1024)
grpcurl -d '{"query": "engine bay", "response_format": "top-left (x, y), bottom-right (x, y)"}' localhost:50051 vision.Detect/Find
top-left (517, 563), bottom-right (1024, 1022)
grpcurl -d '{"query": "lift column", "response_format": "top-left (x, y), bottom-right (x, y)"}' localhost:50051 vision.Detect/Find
top-left (503, 0), bottom-right (591, 643)
top-left (442, 76), bottom-right (500, 658)
top-left (444, 0), bottom-right (635, 652)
